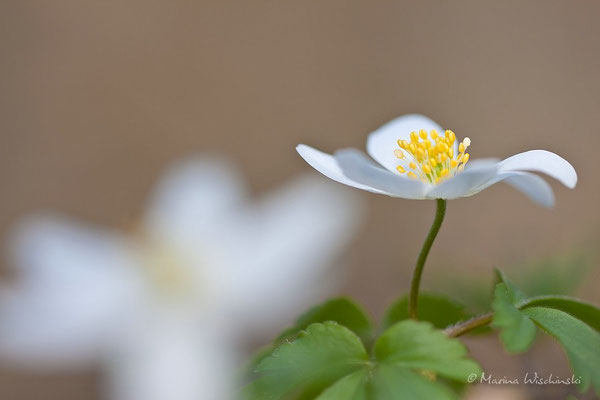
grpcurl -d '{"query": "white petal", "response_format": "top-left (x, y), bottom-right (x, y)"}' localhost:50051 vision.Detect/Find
top-left (499, 150), bottom-right (577, 188)
top-left (334, 149), bottom-right (427, 199)
top-left (366, 114), bottom-right (444, 173)
top-left (107, 313), bottom-right (237, 400)
top-left (221, 175), bottom-right (363, 335)
top-left (469, 170), bottom-right (555, 207)
top-left (144, 156), bottom-right (247, 244)
top-left (426, 164), bottom-right (499, 199)
top-left (503, 172), bottom-right (555, 207)
top-left (0, 215), bottom-right (142, 368)
top-left (296, 144), bottom-right (392, 195)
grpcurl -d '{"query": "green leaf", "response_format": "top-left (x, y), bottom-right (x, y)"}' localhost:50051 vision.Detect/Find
top-left (494, 269), bottom-right (527, 304)
top-left (245, 322), bottom-right (368, 399)
top-left (277, 297), bottom-right (373, 344)
top-left (382, 293), bottom-right (468, 331)
top-left (491, 283), bottom-right (537, 353)
top-left (370, 364), bottom-right (458, 400)
top-left (247, 320), bottom-right (481, 399)
top-left (520, 296), bottom-right (600, 332)
top-left (523, 307), bottom-right (600, 394)
top-left (375, 320), bottom-right (482, 382)
top-left (315, 370), bottom-right (368, 400)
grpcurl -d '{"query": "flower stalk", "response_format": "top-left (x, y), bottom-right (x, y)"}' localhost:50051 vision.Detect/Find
top-left (443, 312), bottom-right (494, 337)
top-left (408, 198), bottom-right (446, 319)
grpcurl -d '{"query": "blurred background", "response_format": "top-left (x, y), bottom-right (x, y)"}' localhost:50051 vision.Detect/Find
top-left (1, 1), bottom-right (599, 399)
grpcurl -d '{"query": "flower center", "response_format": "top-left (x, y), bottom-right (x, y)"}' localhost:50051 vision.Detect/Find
top-left (394, 129), bottom-right (471, 184)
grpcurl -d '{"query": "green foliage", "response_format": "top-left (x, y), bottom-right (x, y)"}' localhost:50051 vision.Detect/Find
top-left (523, 307), bottom-right (600, 394)
top-left (314, 370), bottom-right (368, 400)
top-left (382, 293), bottom-right (468, 331)
top-left (521, 296), bottom-right (600, 332)
top-left (245, 320), bottom-right (481, 400)
top-left (368, 364), bottom-right (458, 400)
top-left (245, 322), bottom-right (369, 399)
top-left (276, 297), bottom-right (373, 344)
top-left (491, 283), bottom-right (537, 353)
top-left (374, 320), bottom-right (482, 382)
top-left (246, 298), bottom-right (373, 375)
top-left (492, 269), bottom-right (600, 394)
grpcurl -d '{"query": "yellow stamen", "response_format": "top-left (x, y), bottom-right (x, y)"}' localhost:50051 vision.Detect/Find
top-left (393, 128), bottom-right (474, 184)
top-left (394, 149), bottom-right (405, 159)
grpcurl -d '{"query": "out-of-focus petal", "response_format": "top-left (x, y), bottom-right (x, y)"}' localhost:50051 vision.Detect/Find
top-left (334, 149), bottom-right (427, 199)
top-left (426, 164), bottom-right (498, 199)
top-left (499, 150), bottom-right (577, 188)
top-left (366, 114), bottom-right (444, 173)
top-left (107, 311), bottom-right (236, 400)
top-left (0, 215), bottom-right (143, 368)
top-left (221, 174), bottom-right (363, 334)
top-left (144, 156), bottom-right (247, 244)
top-left (296, 144), bottom-right (392, 195)
top-left (470, 170), bottom-right (555, 207)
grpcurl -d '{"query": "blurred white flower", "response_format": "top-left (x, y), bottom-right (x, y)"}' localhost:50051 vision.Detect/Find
top-left (298, 114), bottom-right (577, 207)
top-left (0, 156), bottom-right (362, 400)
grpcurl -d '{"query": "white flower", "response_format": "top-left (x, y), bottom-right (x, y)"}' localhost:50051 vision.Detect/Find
top-left (0, 156), bottom-right (362, 400)
top-left (297, 114), bottom-right (577, 207)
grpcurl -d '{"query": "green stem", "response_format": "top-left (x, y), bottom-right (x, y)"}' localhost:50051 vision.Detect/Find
top-left (408, 198), bottom-right (447, 319)
top-left (443, 312), bottom-right (494, 337)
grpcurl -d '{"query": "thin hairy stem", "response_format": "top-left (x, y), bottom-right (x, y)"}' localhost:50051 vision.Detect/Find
top-left (444, 312), bottom-right (494, 337)
top-left (408, 198), bottom-right (447, 319)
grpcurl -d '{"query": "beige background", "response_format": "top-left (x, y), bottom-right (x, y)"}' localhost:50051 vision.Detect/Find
top-left (0, 1), bottom-right (599, 399)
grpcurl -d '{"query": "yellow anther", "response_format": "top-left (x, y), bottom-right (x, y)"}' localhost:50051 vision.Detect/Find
top-left (394, 127), bottom-right (473, 184)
